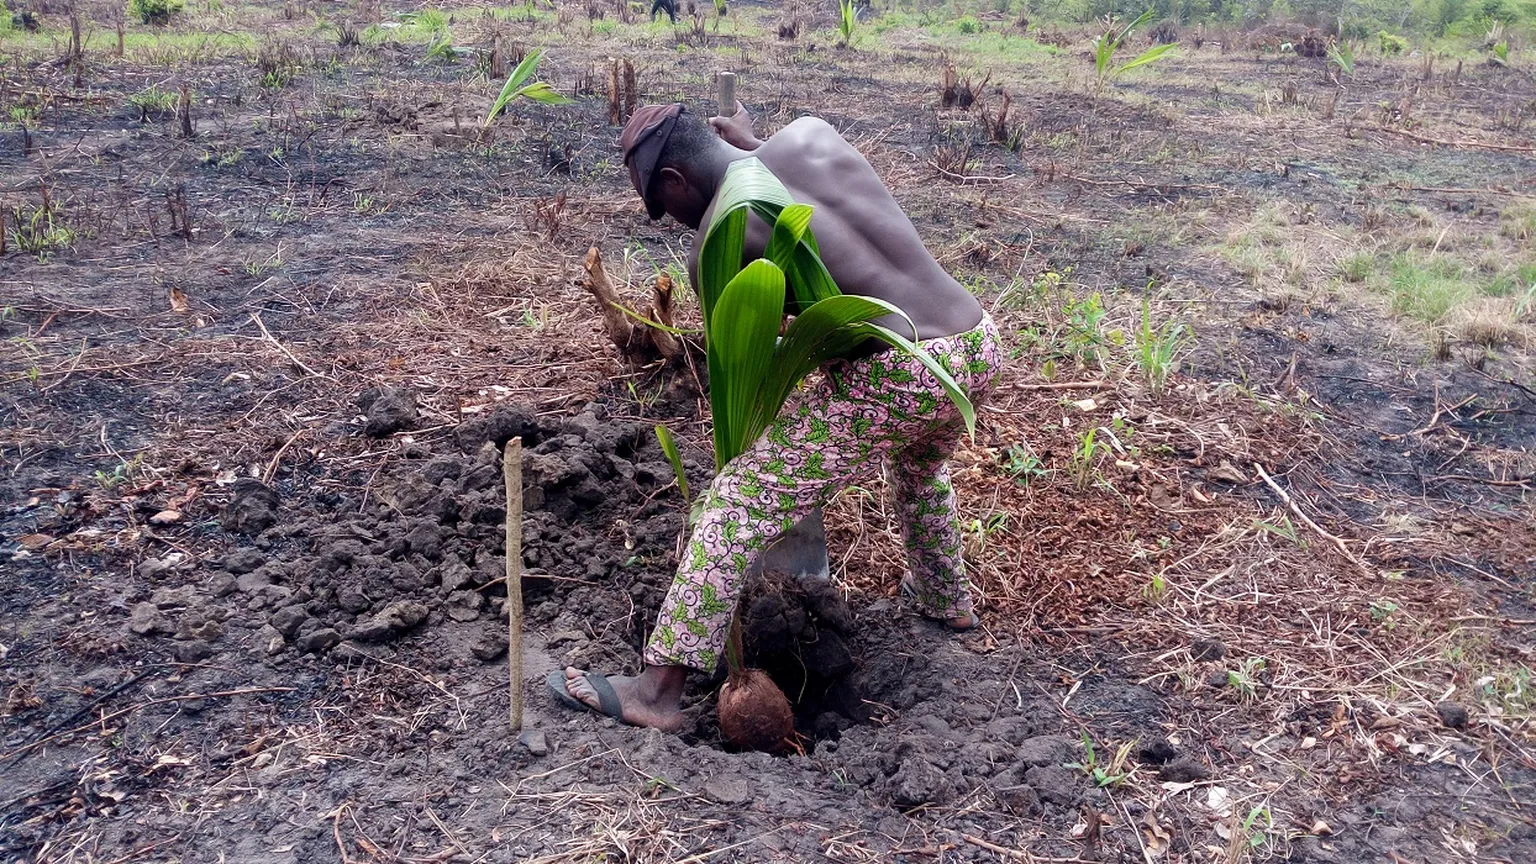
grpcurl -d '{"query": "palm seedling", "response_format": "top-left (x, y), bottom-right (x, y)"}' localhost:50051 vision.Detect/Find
top-left (699, 158), bottom-right (973, 751)
top-left (1092, 7), bottom-right (1176, 95)
top-left (483, 48), bottom-right (572, 129)
top-left (1326, 38), bottom-right (1355, 80)
top-left (837, 0), bottom-right (858, 48)
top-left (1490, 40), bottom-right (1511, 68)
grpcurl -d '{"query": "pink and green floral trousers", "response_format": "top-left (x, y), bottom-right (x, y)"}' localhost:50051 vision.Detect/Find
top-left (644, 315), bottom-right (1003, 673)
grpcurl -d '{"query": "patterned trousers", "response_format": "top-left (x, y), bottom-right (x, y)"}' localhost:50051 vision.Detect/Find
top-left (644, 315), bottom-right (1003, 673)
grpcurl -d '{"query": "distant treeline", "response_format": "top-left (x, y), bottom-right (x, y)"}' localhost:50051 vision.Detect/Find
top-left (1018, 0), bottom-right (1536, 36)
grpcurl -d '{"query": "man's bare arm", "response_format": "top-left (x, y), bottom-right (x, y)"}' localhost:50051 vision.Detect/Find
top-left (708, 102), bottom-right (763, 150)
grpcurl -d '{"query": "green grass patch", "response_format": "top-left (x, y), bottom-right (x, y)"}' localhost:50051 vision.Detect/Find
top-left (1340, 252), bottom-right (1373, 283)
top-left (1489, 261), bottom-right (1536, 297)
top-left (920, 27), bottom-right (1058, 64)
top-left (1502, 203), bottom-right (1536, 245)
top-left (1383, 255), bottom-right (1479, 323)
top-left (0, 25), bottom-right (254, 62)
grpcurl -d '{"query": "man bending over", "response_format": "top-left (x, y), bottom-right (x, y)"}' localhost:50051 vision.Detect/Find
top-left (553, 103), bottom-right (1000, 730)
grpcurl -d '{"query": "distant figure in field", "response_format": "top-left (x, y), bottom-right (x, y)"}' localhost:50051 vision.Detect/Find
top-left (651, 0), bottom-right (676, 22)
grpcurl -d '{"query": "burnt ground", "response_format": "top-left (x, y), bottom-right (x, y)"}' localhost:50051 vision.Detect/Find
top-left (2, 4), bottom-right (1535, 863)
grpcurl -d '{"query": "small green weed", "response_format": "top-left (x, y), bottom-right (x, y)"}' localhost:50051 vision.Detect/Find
top-left (1131, 299), bottom-right (1191, 394)
top-left (243, 245), bottom-right (283, 276)
top-left (1066, 732), bottom-right (1134, 788)
top-left (1340, 252), bottom-right (1373, 283)
top-left (964, 512), bottom-right (1009, 555)
top-left (1001, 442), bottom-right (1047, 486)
top-left (1226, 657), bottom-right (1267, 702)
top-left (94, 455), bottom-right (145, 490)
top-left (1227, 805), bottom-right (1274, 857)
top-left (128, 86), bottom-right (178, 121)
top-left (9, 202), bottom-right (77, 261)
top-left (1062, 291), bottom-right (1112, 366)
top-left (1068, 427), bottom-right (1101, 491)
top-left (10, 104), bottom-right (40, 128)
top-left (1253, 514), bottom-right (1304, 547)
top-left (254, 42), bottom-right (301, 89)
top-left (1477, 665), bottom-right (1532, 714)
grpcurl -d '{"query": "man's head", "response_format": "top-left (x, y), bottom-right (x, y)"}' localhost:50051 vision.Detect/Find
top-left (620, 104), bottom-right (722, 229)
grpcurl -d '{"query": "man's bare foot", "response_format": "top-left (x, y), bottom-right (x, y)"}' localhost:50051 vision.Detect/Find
top-left (562, 665), bottom-right (687, 732)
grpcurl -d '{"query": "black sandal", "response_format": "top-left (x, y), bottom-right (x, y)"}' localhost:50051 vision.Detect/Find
top-left (546, 669), bottom-right (625, 720)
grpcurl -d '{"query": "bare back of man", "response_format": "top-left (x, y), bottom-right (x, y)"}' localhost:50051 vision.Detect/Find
top-left (690, 115), bottom-right (983, 341)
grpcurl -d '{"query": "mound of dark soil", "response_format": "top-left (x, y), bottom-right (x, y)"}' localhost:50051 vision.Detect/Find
top-left (115, 400), bottom-right (877, 747)
top-left (193, 403), bottom-right (685, 665)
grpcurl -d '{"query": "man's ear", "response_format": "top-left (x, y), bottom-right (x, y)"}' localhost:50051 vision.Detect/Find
top-left (656, 166), bottom-right (687, 194)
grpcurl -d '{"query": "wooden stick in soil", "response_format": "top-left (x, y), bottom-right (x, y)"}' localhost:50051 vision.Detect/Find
top-left (504, 436), bottom-right (524, 732)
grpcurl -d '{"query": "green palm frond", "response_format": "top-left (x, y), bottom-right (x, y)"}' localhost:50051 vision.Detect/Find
top-left (484, 49), bottom-right (572, 128)
top-left (697, 158), bottom-right (974, 468)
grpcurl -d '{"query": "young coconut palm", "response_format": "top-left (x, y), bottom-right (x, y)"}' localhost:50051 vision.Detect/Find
top-left (483, 48), bottom-right (572, 130)
top-left (699, 158), bottom-right (974, 752)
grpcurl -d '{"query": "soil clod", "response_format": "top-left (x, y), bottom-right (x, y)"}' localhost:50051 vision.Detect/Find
top-left (471, 630), bottom-right (508, 661)
top-left (519, 729), bottom-right (550, 757)
top-left (1435, 701), bottom-right (1470, 730)
top-left (360, 385), bottom-right (419, 437)
top-left (1023, 764), bottom-right (1079, 807)
top-left (221, 479), bottom-right (280, 535)
top-left (1158, 758), bottom-right (1210, 783)
top-left (888, 758), bottom-right (954, 808)
top-left (1190, 637), bottom-right (1227, 661)
top-left (128, 602), bottom-right (169, 636)
top-left (1137, 738), bottom-right (1178, 764)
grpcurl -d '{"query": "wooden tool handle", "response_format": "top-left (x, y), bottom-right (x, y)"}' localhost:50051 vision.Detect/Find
top-left (717, 71), bottom-right (736, 118)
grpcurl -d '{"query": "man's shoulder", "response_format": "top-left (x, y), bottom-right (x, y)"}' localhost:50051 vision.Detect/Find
top-left (762, 116), bottom-right (850, 157)
top-left (783, 115), bottom-right (835, 131)
top-left (778, 115), bottom-right (838, 139)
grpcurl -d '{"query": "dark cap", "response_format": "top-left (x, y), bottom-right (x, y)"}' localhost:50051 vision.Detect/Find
top-left (620, 103), bottom-right (684, 220)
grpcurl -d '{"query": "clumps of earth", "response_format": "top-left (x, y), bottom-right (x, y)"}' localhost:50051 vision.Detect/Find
top-left (129, 403), bottom-right (895, 739)
top-left (175, 402), bottom-right (687, 668)
top-left (119, 399), bottom-right (1128, 812)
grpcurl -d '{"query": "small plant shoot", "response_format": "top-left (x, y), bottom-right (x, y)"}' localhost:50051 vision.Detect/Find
top-left (485, 49), bottom-right (573, 128)
top-left (1093, 8), bottom-right (1177, 94)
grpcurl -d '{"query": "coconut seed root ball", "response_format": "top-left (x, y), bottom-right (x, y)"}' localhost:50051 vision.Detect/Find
top-left (718, 668), bottom-right (794, 754)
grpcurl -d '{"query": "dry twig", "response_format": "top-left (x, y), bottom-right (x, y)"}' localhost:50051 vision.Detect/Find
top-left (1253, 462), bottom-right (1372, 575)
top-left (250, 312), bottom-right (329, 380)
